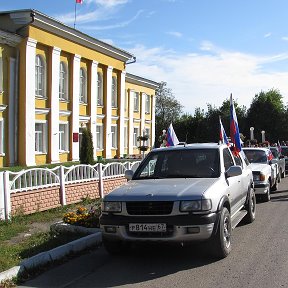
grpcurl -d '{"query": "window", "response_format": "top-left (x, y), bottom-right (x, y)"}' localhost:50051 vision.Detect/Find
top-left (223, 148), bottom-right (234, 171)
top-left (0, 49), bottom-right (3, 92)
top-left (133, 92), bottom-right (139, 112)
top-left (59, 62), bottom-right (68, 100)
top-left (59, 123), bottom-right (69, 152)
top-left (124, 126), bottom-right (128, 148)
top-left (35, 122), bottom-right (47, 153)
top-left (111, 76), bottom-right (117, 108)
top-left (35, 55), bottom-right (46, 97)
top-left (0, 119), bottom-right (4, 154)
top-left (97, 72), bottom-right (103, 106)
top-left (79, 68), bottom-right (87, 103)
top-left (96, 125), bottom-right (104, 149)
top-left (111, 125), bottom-right (117, 149)
top-left (145, 94), bottom-right (151, 114)
top-left (144, 128), bottom-right (150, 147)
top-left (133, 127), bottom-right (139, 147)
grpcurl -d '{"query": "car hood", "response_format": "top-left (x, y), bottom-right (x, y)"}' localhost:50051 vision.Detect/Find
top-left (104, 178), bottom-right (219, 201)
top-left (249, 163), bottom-right (269, 172)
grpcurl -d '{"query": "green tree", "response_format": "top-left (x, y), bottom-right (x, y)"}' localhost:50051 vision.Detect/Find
top-left (80, 128), bottom-right (94, 165)
top-left (155, 82), bottom-right (183, 147)
top-left (246, 89), bottom-right (285, 142)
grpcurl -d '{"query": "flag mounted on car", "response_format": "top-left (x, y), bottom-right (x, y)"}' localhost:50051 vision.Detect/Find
top-left (219, 116), bottom-right (229, 146)
top-left (230, 94), bottom-right (242, 155)
top-left (166, 123), bottom-right (179, 146)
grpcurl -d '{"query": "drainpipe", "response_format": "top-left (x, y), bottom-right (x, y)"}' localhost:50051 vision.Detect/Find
top-left (126, 56), bottom-right (136, 65)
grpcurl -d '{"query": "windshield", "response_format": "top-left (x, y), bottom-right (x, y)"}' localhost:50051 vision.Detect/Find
top-left (281, 147), bottom-right (288, 157)
top-left (133, 148), bottom-right (220, 179)
top-left (243, 149), bottom-right (268, 164)
top-left (270, 148), bottom-right (278, 158)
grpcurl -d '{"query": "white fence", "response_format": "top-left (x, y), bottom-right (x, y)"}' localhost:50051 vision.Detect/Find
top-left (0, 161), bottom-right (141, 220)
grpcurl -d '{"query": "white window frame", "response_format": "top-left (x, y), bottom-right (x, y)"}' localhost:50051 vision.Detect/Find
top-left (59, 61), bottom-right (69, 100)
top-left (97, 72), bottom-right (103, 106)
top-left (79, 67), bottom-right (87, 103)
top-left (59, 122), bottom-right (69, 152)
top-left (35, 121), bottom-right (48, 154)
top-left (145, 94), bottom-right (151, 114)
top-left (96, 125), bottom-right (104, 150)
top-left (111, 125), bottom-right (118, 149)
top-left (124, 126), bottom-right (128, 148)
top-left (111, 76), bottom-right (117, 108)
top-left (134, 92), bottom-right (139, 112)
top-left (144, 127), bottom-right (150, 147)
top-left (124, 90), bottom-right (128, 112)
top-left (133, 127), bottom-right (139, 147)
top-left (35, 54), bottom-right (46, 98)
top-left (0, 119), bottom-right (4, 155)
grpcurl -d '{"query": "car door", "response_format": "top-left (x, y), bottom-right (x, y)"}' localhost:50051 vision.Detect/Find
top-left (223, 148), bottom-right (242, 218)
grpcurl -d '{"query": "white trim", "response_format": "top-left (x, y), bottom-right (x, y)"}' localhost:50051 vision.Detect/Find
top-left (25, 38), bottom-right (37, 166)
top-left (97, 114), bottom-right (105, 119)
top-left (59, 110), bottom-right (72, 116)
top-left (72, 54), bottom-right (81, 161)
top-left (0, 118), bottom-right (4, 154)
top-left (111, 116), bottom-right (119, 121)
top-left (105, 66), bottom-right (113, 158)
top-left (141, 92), bottom-right (145, 134)
top-left (119, 71), bottom-right (126, 157)
top-left (0, 105), bottom-right (7, 112)
top-left (151, 95), bottom-right (156, 148)
top-left (79, 115), bottom-right (90, 122)
top-left (128, 89), bottom-right (134, 155)
top-left (35, 108), bottom-right (50, 115)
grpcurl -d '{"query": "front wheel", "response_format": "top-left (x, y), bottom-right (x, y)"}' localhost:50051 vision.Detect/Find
top-left (263, 184), bottom-right (271, 202)
top-left (211, 207), bottom-right (232, 259)
top-left (244, 188), bottom-right (256, 224)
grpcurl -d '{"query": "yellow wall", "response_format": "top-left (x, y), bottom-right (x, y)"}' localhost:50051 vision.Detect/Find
top-left (59, 153), bottom-right (69, 162)
top-left (35, 154), bottom-right (47, 165)
top-left (28, 26), bottom-right (125, 71)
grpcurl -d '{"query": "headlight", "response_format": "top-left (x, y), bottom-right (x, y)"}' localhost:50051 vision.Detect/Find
top-left (102, 201), bottom-right (122, 212)
top-left (180, 199), bottom-right (212, 212)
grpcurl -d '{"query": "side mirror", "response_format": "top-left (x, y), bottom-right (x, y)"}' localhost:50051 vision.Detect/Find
top-left (225, 165), bottom-right (242, 178)
top-left (125, 169), bottom-right (134, 181)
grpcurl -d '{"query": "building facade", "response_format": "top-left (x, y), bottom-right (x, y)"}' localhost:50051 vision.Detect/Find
top-left (0, 9), bottom-right (158, 167)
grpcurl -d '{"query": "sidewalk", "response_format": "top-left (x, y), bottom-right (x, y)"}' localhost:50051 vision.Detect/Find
top-left (0, 223), bottom-right (102, 283)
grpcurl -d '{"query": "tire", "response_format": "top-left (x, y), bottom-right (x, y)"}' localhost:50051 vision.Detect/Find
top-left (271, 179), bottom-right (278, 192)
top-left (278, 171), bottom-right (281, 183)
top-left (244, 188), bottom-right (256, 224)
top-left (211, 207), bottom-right (232, 259)
top-left (282, 169), bottom-right (285, 178)
top-left (263, 184), bottom-right (271, 202)
top-left (103, 238), bottom-right (130, 255)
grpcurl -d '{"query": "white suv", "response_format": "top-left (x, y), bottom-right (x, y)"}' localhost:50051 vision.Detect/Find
top-left (100, 143), bottom-right (256, 259)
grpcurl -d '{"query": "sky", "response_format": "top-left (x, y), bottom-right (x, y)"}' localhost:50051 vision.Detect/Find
top-left (2, 0), bottom-right (288, 114)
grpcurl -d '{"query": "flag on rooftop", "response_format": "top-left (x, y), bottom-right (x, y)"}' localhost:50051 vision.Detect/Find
top-left (230, 94), bottom-right (242, 155)
top-left (219, 116), bottom-right (229, 146)
top-left (166, 123), bottom-right (179, 146)
top-left (76, 0), bottom-right (83, 3)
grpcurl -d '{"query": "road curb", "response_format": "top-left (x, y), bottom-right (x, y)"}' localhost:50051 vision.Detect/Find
top-left (0, 231), bottom-right (102, 283)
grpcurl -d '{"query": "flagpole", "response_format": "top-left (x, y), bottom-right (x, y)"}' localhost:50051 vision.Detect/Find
top-left (74, 1), bottom-right (77, 29)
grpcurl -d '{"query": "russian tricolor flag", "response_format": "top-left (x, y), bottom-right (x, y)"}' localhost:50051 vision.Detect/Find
top-left (219, 116), bottom-right (229, 146)
top-left (230, 94), bottom-right (242, 155)
top-left (166, 123), bottom-right (179, 146)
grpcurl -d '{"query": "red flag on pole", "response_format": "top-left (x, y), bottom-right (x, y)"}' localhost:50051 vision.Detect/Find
top-left (76, 0), bottom-right (83, 3)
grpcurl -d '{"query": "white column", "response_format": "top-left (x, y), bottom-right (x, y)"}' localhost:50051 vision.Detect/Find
top-left (119, 71), bottom-right (126, 157)
top-left (140, 92), bottom-right (146, 133)
top-left (128, 90), bottom-right (134, 155)
top-left (50, 46), bottom-right (61, 163)
top-left (151, 95), bottom-right (156, 148)
top-left (8, 58), bottom-right (16, 166)
top-left (72, 54), bottom-right (81, 161)
top-left (105, 66), bottom-right (113, 159)
top-left (90, 60), bottom-right (98, 160)
top-left (25, 38), bottom-right (37, 166)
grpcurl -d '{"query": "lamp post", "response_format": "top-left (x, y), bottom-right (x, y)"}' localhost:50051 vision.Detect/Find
top-left (250, 127), bottom-right (254, 140)
top-left (261, 131), bottom-right (265, 143)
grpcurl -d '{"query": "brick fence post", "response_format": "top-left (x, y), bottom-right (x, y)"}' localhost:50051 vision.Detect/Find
top-left (3, 171), bottom-right (11, 220)
top-left (59, 165), bottom-right (67, 206)
top-left (98, 163), bottom-right (104, 198)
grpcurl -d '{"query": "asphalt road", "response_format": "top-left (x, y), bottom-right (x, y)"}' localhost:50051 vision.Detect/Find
top-left (19, 178), bottom-right (288, 288)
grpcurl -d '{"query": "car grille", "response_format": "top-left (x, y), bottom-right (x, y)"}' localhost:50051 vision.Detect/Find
top-left (126, 201), bottom-right (174, 215)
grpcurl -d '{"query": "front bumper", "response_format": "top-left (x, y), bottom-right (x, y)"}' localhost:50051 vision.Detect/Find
top-left (100, 212), bottom-right (219, 243)
top-left (254, 181), bottom-right (270, 195)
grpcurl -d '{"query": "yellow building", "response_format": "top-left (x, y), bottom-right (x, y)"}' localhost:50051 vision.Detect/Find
top-left (0, 9), bottom-right (158, 167)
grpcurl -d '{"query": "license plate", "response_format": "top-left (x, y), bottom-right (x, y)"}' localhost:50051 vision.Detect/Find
top-left (129, 223), bottom-right (166, 232)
